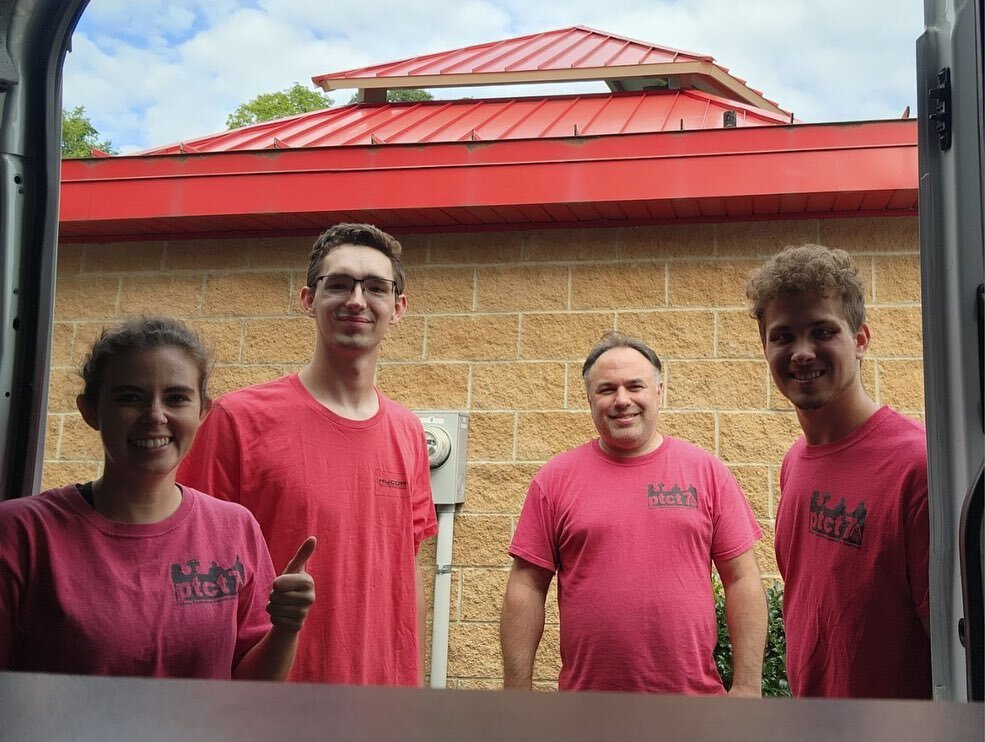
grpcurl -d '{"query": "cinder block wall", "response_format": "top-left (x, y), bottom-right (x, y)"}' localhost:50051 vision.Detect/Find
top-left (45, 216), bottom-right (923, 688)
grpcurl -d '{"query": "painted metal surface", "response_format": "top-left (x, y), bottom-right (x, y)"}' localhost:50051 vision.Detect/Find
top-left (311, 26), bottom-right (790, 117)
top-left (1, 671), bottom-right (983, 742)
top-left (59, 120), bottom-right (917, 240)
top-left (137, 90), bottom-right (789, 156)
top-left (312, 26), bottom-right (712, 83)
top-left (309, 26), bottom-right (783, 115)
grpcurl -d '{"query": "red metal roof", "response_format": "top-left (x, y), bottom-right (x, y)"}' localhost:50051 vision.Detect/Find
top-left (138, 90), bottom-right (790, 156)
top-left (312, 26), bottom-right (786, 115)
top-left (314, 26), bottom-right (710, 83)
top-left (61, 120), bottom-right (917, 241)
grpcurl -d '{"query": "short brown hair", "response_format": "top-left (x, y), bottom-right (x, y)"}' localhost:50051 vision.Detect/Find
top-left (306, 223), bottom-right (406, 294)
top-left (746, 244), bottom-right (866, 333)
top-left (582, 331), bottom-right (662, 384)
top-left (80, 316), bottom-right (211, 409)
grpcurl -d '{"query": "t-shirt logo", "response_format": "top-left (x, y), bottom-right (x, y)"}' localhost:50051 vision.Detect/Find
top-left (375, 468), bottom-right (410, 498)
top-left (808, 490), bottom-right (867, 548)
top-left (377, 476), bottom-right (408, 490)
top-left (170, 557), bottom-right (245, 604)
top-left (647, 483), bottom-right (698, 509)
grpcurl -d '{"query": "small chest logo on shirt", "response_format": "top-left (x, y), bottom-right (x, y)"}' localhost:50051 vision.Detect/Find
top-left (376, 469), bottom-right (411, 498)
top-left (647, 483), bottom-right (698, 509)
top-left (170, 558), bottom-right (245, 605)
top-left (808, 491), bottom-right (867, 548)
top-left (377, 476), bottom-right (408, 490)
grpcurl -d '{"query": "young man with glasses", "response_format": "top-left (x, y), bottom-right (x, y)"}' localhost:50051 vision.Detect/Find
top-left (179, 223), bottom-right (437, 686)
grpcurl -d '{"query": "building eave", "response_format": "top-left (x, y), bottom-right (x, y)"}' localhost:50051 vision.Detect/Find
top-left (59, 120), bottom-right (917, 242)
top-left (314, 61), bottom-right (785, 115)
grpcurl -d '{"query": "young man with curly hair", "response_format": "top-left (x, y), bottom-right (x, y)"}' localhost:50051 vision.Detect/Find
top-left (746, 244), bottom-right (931, 698)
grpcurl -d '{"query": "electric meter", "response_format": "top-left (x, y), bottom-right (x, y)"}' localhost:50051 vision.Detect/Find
top-left (423, 425), bottom-right (452, 469)
top-left (414, 411), bottom-right (469, 506)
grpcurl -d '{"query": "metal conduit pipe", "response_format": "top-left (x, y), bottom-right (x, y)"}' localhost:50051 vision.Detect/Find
top-left (429, 504), bottom-right (457, 688)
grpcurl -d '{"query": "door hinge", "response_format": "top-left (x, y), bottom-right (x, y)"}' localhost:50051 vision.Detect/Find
top-left (928, 67), bottom-right (952, 151)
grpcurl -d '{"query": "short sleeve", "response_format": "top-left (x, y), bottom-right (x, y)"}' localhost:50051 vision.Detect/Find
top-left (411, 430), bottom-right (438, 552)
top-left (232, 516), bottom-right (277, 668)
top-left (179, 402), bottom-right (242, 504)
top-left (0, 509), bottom-right (25, 669)
top-left (902, 462), bottom-right (930, 618)
top-left (508, 478), bottom-right (559, 573)
top-left (710, 461), bottom-right (762, 564)
top-left (775, 454), bottom-right (791, 577)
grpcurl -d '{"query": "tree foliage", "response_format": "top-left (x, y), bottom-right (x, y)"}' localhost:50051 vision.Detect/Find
top-left (226, 83), bottom-right (333, 129)
top-left (61, 106), bottom-right (117, 159)
top-left (347, 88), bottom-right (434, 104)
top-left (387, 88), bottom-right (433, 103)
top-left (713, 576), bottom-right (791, 697)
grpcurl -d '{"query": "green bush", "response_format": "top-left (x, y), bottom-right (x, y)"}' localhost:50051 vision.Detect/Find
top-left (712, 576), bottom-right (791, 697)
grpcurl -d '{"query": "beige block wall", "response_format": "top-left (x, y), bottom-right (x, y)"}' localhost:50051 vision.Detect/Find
top-left (46, 216), bottom-right (923, 688)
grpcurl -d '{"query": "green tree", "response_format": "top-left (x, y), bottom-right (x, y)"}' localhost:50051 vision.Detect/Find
top-left (713, 576), bottom-right (791, 697)
top-left (347, 88), bottom-right (434, 104)
top-left (226, 83), bottom-right (334, 129)
top-left (61, 106), bottom-right (117, 158)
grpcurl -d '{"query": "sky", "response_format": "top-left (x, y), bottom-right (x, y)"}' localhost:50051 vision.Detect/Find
top-left (64, 0), bottom-right (926, 154)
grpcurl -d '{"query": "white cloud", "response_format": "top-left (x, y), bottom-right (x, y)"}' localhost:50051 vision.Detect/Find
top-left (64, 0), bottom-right (924, 152)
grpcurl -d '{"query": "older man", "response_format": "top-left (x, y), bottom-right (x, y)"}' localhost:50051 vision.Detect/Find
top-left (500, 331), bottom-right (766, 694)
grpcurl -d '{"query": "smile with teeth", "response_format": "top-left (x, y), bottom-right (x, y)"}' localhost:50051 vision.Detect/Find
top-left (792, 370), bottom-right (824, 382)
top-left (132, 437), bottom-right (172, 449)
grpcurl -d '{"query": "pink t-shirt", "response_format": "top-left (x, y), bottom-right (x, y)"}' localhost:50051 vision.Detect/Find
top-left (776, 406), bottom-right (931, 698)
top-left (510, 436), bottom-right (761, 694)
top-left (178, 374), bottom-right (437, 686)
top-left (0, 484), bottom-right (274, 678)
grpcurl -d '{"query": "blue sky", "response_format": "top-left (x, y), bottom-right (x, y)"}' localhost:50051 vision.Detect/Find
top-left (64, 0), bottom-right (926, 154)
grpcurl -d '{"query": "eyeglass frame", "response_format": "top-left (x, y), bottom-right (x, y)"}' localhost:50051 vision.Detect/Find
top-left (312, 273), bottom-right (399, 299)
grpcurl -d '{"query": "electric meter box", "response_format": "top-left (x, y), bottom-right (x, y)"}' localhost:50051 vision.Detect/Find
top-left (415, 410), bottom-right (469, 506)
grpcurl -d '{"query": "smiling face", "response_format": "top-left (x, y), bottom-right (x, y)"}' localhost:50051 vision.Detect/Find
top-left (761, 291), bottom-right (870, 412)
top-left (586, 347), bottom-right (664, 457)
top-left (77, 347), bottom-right (205, 483)
top-left (300, 244), bottom-right (407, 354)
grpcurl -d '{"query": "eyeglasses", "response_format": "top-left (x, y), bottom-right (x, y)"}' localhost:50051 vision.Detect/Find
top-left (314, 273), bottom-right (397, 299)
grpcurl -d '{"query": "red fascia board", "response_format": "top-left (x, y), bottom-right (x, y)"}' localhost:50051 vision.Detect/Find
top-left (60, 120), bottom-right (916, 226)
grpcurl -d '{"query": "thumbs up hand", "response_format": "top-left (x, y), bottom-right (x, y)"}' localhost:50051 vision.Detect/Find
top-left (267, 536), bottom-right (316, 632)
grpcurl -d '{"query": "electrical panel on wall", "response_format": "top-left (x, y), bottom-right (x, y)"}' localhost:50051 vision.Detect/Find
top-left (415, 411), bottom-right (469, 506)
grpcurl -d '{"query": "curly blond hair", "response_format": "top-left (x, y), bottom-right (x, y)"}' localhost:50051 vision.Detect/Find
top-left (746, 244), bottom-right (866, 334)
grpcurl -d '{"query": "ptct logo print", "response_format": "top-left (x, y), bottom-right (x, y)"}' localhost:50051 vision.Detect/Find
top-left (170, 557), bottom-right (245, 604)
top-left (647, 483), bottom-right (699, 509)
top-left (808, 490), bottom-right (867, 548)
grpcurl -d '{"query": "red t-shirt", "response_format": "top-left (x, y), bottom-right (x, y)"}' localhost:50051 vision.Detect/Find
top-left (0, 485), bottom-right (274, 678)
top-left (178, 374), bottom-right (437, 685)
top-left (776, 406), bottom-right (931, 698)
top-left (510, 436), bottom-right (761, 694)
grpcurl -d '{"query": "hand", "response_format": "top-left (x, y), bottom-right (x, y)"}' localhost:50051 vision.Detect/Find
top-left (267, 537), bottom-right (316, 633)
top-left (727, 682), bottom-right (762, 698)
